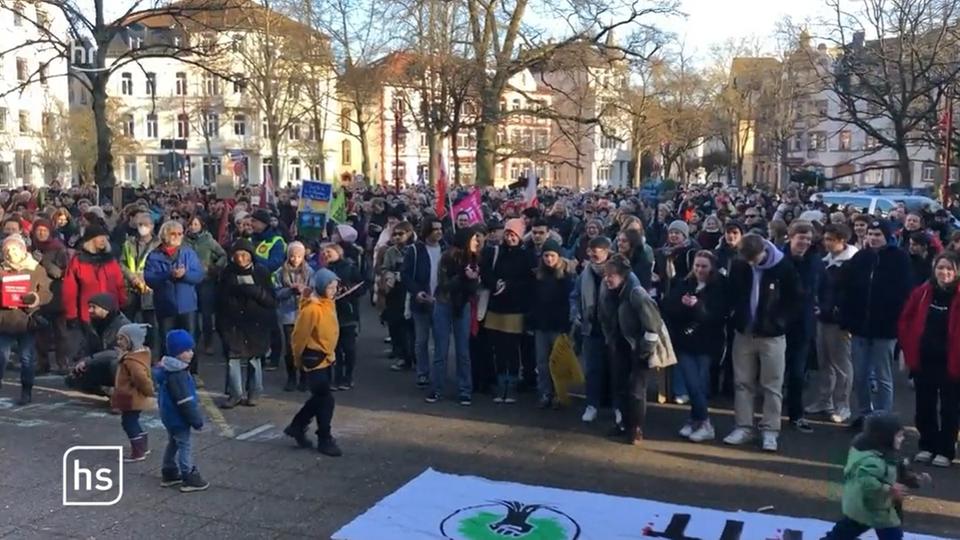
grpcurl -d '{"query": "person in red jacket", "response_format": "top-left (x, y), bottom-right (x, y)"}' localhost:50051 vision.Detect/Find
top-left (897, 251), bottom-right (960, 469)
top-left (62, 225), bottom-right (127, 328)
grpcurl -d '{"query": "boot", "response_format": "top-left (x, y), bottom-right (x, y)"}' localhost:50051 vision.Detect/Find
top-left (317, 436), bottom-right (342, 457)
top-left (219, 396), bottom-right (242, 409)
top-left (16, 385), bottom-right (32, 406)
top-left (160, 467), bottom-right (182, 487)
top-left (283, 373), bottom-right (297, 392)
top-left (124, 435), bottom-right (148, 462)
top-left (629, 426), bottom-right (643, 446)
top-left (283, 424), bottom-right (313, 449)
top-left (179, 467), bottom-right (210, 492)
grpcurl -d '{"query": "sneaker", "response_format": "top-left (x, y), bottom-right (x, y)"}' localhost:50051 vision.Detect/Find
top-left (390, 361), bottom-right (410, 372)
top-left (678, 422), bottom-right (695, 439)
top-left (317, 437), bottom-right (343, 457)
top-left (914, 450), bottom-right (933, 463)
top-left (830, 407), bottom-right (852, 424)
top-left (283, 425), bottom-right (313, 449)
top-left (424, 392), bottom-right (440, 403)
top-left (339, 383), bottom-right (354, 391)
top-left (790, 419), bottom-right (814, 434)
top-left (723, 427), bottom-right (755, 446)
top-left (931, 455), bottom-right (952, 468)
top-left (264, 364), bottom-right (278, 372)
top-left (674, 394), bottom-right (689, 405)
top-left (179, 468), bottom-right (210, 493)
top-left (761, 431), bottom-right (779, 452)
top-left (805, 402), bottom-right (834, 415)
top-left (688, 422), bottom-right (716, 443)
top-left (537, 395), bottom-right (552, 409)
top-left (458, 395), bottom-right (472, 406)
top-left (383, 336), bottom-right (392, 344)
top-left (493, 395), bottom-right (504, 404)
top-left (416, 375), bottom-right (429, 388)
top-left (504, 395), bottom-right (517, 404)
top-left (219, 396), bottom-right (242, 409)
top-left (160, 468), bottom-right (182, 488)
top-left (581, 405), bottom-right (598, 423)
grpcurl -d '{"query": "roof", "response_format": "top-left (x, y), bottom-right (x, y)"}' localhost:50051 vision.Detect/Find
top-left (118, 0), bottom-right (322, 39)
top-left (528, 39), bottom-right (627, 73)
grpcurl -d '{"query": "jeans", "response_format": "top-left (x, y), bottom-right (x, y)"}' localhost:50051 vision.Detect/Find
top-left (677, 352), bottom-right (712, 422)
top-left (785, 330), bottom-right (813, 422)
top-left (162, 429), bottom-right (193, 476)
top-left (120, 411), bottom-right (143, 439)
top-left (290, 367), bottom-right (335, 440)
top-left (914, 371), bottom-right (960, 460)
top-left (520, 332), bottom-right (536, 385)
top-left (851, 337), bottom-right (895, 417)
top-left (822, 517), bottom-right (903, 540)
top-left (430, 302), bottom-right (472, 396)
top-left (732, 332), bottom-right (786, 432)
top-left (333, 326), bottom-right (358, 386)
top-left (159, 312), bottom-right (198, 373)
top-left (387, 319), bottom-right (415, 367)
top-left (227, 357), bottom-right (263, 400)
top-left (0, 333), bottom-right (36, 388)
top-left (582, 334), bottom-right (609, 409)
top-left (534, 330), bottom-right (561, 399)
top-left (671, 365), bottom-right (688, 399)
top-left (412, 309), bottom-right (434, 379)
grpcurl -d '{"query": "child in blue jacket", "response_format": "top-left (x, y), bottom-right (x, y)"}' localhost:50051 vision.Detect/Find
top-left (153, 329), bottom-right (208, 492)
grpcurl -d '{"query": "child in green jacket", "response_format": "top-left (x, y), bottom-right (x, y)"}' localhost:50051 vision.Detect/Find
top-left (822, 413), bottom-right (929, 540)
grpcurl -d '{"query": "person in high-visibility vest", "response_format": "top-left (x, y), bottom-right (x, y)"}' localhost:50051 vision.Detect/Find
top-left (250, 209), bottom-right (286, 274)
top-left (120, 211), bottom-right (161, 356)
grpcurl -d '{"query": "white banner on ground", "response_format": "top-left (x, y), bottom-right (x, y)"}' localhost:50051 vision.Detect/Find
top-left (333, 468), bottom-right (946, 540)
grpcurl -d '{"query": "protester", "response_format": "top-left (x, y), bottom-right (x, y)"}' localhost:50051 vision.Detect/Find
top-left (380, 221), bottom-right (415, 372)
top-left (111, 323), bottom-right (154, 462)
top-left (120, 211), bottom-right (160, 344)
top-left (529, 239), bottom-right (576, 409)
top-left (31, 218), bottom-right (70, 374)
top-left (274, 242), bottom-right (315, 392)
top-left (403, 217), bottom-right (445, 388)
top-left (62, 224), bottom-right (127, 325)
top-left (572, 236), bottom-right (613, 423)
top-left (184, 215), bottom-right (227, 353)
top-left (322, 242), bottom-right (366, 390)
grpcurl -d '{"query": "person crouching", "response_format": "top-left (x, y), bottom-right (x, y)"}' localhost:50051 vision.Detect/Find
top-left (154, 329), bottom-right (208, 492)
top-left (111, 323), bottom-right (154, 462)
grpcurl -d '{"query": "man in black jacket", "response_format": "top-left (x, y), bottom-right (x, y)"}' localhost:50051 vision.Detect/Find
top-left (840, 219), bottom-right (912, 429)
top-left (723, 234), bottom-right (801, 453)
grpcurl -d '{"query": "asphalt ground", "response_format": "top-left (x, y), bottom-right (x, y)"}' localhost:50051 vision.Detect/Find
top-left (1, 309), bottom-right (958, 539)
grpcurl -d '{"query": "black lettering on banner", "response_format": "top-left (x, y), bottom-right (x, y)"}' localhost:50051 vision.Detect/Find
top-left (643, 512), bottom-right (801, 540)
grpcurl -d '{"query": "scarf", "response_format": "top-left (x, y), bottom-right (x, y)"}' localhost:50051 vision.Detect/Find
top-left (279, 261), bottom-right (311, 289)
top-left (2, 253), bottom-right (38, 272)
top-left (161, 244), bottom-right (178, 258)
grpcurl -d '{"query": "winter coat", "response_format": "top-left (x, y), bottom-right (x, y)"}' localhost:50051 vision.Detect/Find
top-left (120, 236), bottom-right (162, 310)
top-left (216, 261), bottom-right (277, 358)
top-left (713, 240), bottom-right (739, 277)
top-left (897, 281), bottom-right (960, 381)
top-left (32, 242), bottom-right (69, 317)
top-left (143, 245), bottom-right (205, 318)
top-left (480, 243), bottom-right (536, 315)
top-left (401, 241), bottom-right (445, 313)
top-left (379, 243), bottom-right (409, 323)
top-left (251, 228), bottom-right (287, 273)
top-left (662, 275), bottom-right (728, 357)
top-left (273, 263), bottom-right (315, 326)
top-left (153, 356), bottom-right (203, 433)
top-left (111, 350), bottom-right (155, 412)
top-left (84, 311), bottom-right (131, 358)
top-left (782, 246), bottom-right (824, 337)
top-left (326, 258), bottom-right (365, 328)
top-left (840, 447), bottom-right (902, 529)
top-left (185, 230), bottom-right (227, 278)
top-left (291, 295), bottom-right (340, 371)
top-left (571, 263), bottom-right (606, 337)
top-left (529, 265), bottom-right (576, 333)
top-left (0, 260), bottom-right (53, 335)
top-left (818, 245), bottom-right (858, 325)
top-left (63, 249), bottom-right (127, 323)
top-left (627, 245), bottom-right (655, 290)
top-left (727, 241), bottom-right (801, 338)
top-left (598, 272), bottom-right (665, 367)
top-left (653, 240), bottom-right (700, 299)
top-left (434, 251), bottom-right (480, 315)
top-left (840, 246), bottom-right (913, 339)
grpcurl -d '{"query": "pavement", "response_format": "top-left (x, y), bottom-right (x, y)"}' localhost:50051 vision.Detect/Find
top-left (1, 308), bottom-right (959, 539)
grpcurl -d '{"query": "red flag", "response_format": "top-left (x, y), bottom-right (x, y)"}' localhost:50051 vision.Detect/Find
top-left (452, 189), bottom-right (482, 224)
top-left (260, 168), bottom-right (277, 208)
top-left (435, 153), bottom-right (448, 219)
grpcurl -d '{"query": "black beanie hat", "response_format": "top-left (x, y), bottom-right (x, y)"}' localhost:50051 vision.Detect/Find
top-left (81, 223), bottom-right (110, 244)
top-left (541, 238), bottom-right (562, 255)
top-left (88, 292), bottom-right (118, 313)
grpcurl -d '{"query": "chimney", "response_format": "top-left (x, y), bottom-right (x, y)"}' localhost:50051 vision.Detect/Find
top-left (852, 31), bottom-right (865, 48)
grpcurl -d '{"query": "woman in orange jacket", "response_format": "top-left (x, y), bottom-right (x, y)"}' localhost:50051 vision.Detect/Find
top-left (283, 268), bottom-right (342, 457)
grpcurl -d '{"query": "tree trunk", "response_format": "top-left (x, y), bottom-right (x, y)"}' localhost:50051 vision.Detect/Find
top-left (91, 77), bottom-right (115, 188)
top-left (475, 94), bottom-right (499, 187)
top-left (896, 146), bottom-right (912, 188)
top-left (451, 128), bottom-right (461, 186)
top-left (270, 135), bottom-right (281, 188)
top-left (426, 130), bottom-right (439, 187)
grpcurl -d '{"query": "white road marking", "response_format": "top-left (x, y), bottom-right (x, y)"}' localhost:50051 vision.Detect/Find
top-left (235, 423), bottom-right (274, 441)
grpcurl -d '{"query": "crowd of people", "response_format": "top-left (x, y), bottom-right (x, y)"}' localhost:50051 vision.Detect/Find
top-left (0, 180), bottom-right (956, 521)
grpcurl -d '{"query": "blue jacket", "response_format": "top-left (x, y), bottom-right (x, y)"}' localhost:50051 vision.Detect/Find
top-left (401, 241), bottom-right (444, 312)
top-left (153, 356), bottom-right (203, 433)
top-left (251, 228), bottom-right (286, 273)
top-left (144, 246), bottom-right (205, 317)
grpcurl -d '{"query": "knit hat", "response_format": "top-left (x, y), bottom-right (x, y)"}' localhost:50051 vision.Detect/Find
top-left (81, 223), bottom-right (110, 243)
top-left (230, 238), bottom-right (255, 257)
top-left (486, 220), bottom-right (504, 232)
top-left (1, 234), bottom-right (26, 252)
top-left (250, 208), bottom-right (272, 225)
top-left (504, 218), bottom-right (525, 240)
top-left (867, 219), bottom-right (894, 242)
top-left (668, 220), bottom-right (690, 239)
top-left (312, 268), bottom-right (339, 292)
top-left (287, 241), bottom-right (306, 256)
top-left (165, 329), bottom-right (195, 358)
top-left (336, 224), bottom-right (358, 243)
top-left (541, 238), bottom-right (562, 255)
top-left (117, 323), bottom-right (149, 350)
top-left (724, 220), bottom-right (744, 234)
top-left (88, 292), bottom-right (118, 313)
top-left (854, 412), bottom-right (904, 453)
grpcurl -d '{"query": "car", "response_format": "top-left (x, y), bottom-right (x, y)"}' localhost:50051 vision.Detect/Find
top-left (812, 191), bottom-right (960, 227)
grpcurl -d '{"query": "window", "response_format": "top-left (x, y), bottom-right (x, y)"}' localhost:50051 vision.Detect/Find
top-left (121, 73), bottom-right (133, 95)
top-left (341, 140), bottom-right (351, 166)
top-left (597, 165), bottom-right (611, 185)
top-left (202, 157), bottom-right (221, 183)
top-left (203, 73), bottom-right (220, 96)
top-left (124, 157), bottom-right (137, 183)
top-left (307, 124), bottom-right (317, 142)
top-left (233, 114), bottom-right (246, 136)
top-left (288, 123), bottom-right (301, 141)
top-left (232, 74), bottom-right (245, 94)
top-left (204, 112), bottom-right (219, 137)
top-left (792, 132), bottom-right (803, 151)
top-left (865, 135), bottom-right (878, 149)
top-left (499, 99), bottom-right (507, 112)
top-left (42, 113), bottom-right (53, 136)
top-left (601, 135), bottom-right (618, 150)
top-left (512, 99), bottom-right (521, 110)
top-left (39, 65), bottom-right (48, 86)
top-left (811, 131), bottom-right (827, 151)
top-left (146, 113), bottom-right (158, 138)
top-left (13, 1), bottom-right (23, 26)
top-left (0, 108), bottom-right (6, 132)
top-left (14, 150), bottom-right (32, 180)
top-left (922, 163), bottom-right (936, 182)
top-left (535, 130), bottom-right (548, 150)
top-left (864, 168), bottom-right (882, 184)
top-left (16, 58), bottom-right (27, 83)
top-left (340, 108), bottom-right (351, 131)
top-left (261, 120), bottom-right (269, 138)
top-left (122, 113), bottom-right (134, 137)
top-left (838, 130), bottom-right (852, 151)
top-left (37, 8), bottom-right (49, 29)
top-left (146, 73), bottom-right (156, 96)
top-left (419, 132), bottom-right (427, 148)
top-left (176, 113), bottom-right (189, 138)
top-left (0, 162), bottom-right (8, 185)
top-left (175, 72), bottom-right (187, 96)
top-left (19, 111), bottom-right (29, 134)
top-left (457, 131), bottom-right (470, 149)
top-left (815, 100), bottom-right (828, 116)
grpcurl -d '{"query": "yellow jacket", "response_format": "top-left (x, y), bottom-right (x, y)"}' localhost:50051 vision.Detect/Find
top-left (291, 295), bottom-right (340, 371)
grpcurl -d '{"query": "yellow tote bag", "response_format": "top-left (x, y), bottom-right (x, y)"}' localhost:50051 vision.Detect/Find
top-left (549, 334), bottom-right (585, 405)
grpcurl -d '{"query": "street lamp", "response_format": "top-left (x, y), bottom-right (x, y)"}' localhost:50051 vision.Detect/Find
top-left (394, 106), bottom-right (408, 191)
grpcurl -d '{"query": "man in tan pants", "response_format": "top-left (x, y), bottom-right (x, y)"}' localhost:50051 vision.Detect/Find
top-left (722, 234), bottom-right (801, 452)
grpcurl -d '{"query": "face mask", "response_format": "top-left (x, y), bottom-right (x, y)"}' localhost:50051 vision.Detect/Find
top-left (187, 230), bottom-right (200, 239)
top-left (137, 225), bottom-right (152, 237)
